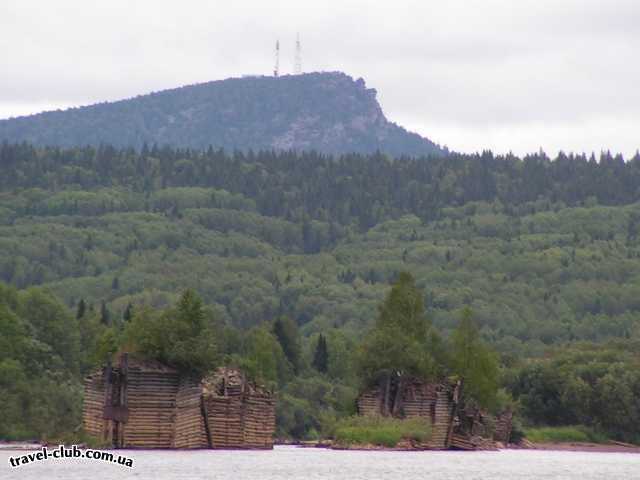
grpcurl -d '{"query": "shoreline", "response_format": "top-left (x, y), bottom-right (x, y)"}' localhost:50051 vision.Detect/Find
top-left (290, 440), bottom-right (640, 454)
top-left (0, 441), bottom-right (42, 451)
top-left (2, 439), bottom-right (639, 454)
top-left (509, 442), bottom-right (640, 454)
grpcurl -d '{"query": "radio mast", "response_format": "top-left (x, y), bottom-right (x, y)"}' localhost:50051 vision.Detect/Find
top-left (274, 40), bottom-right (280, 77)
top-left (294, 33), bottom-right (302, 74)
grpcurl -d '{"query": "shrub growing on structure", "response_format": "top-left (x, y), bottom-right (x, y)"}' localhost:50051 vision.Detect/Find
top-left (123, 290), bottom-right (219, 376)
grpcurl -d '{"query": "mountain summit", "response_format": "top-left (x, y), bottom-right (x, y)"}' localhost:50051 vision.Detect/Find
top-left (0, 72), bottom-right (442, 157)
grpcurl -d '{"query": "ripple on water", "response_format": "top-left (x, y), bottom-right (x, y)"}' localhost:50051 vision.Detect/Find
top-left (2, 446), bottom-right (639, 480)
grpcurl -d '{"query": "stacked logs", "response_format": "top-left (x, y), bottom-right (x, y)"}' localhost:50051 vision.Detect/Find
top-left (122, 359), bottom-right (180, 448)
top-left (429, 385), bottom-right (456, 450)
top-left (82, 356), bottom-right (275, 449)
top-left (203, 368), bottom-right (245, 448)
top-left (402, 381), bottom-right (437, 419)
top-left (205, 396), bottom-right (244, 448)
top-left (173, 376), bottom-right (209, 449)
top-left (354, 378), bottom-right (503, 451)
top-left (355, 379), bottom-right (462, 450)
top-left (493, 410), bottom-right (513, 444)
top-left (243, 393), bottom-right (276, 449)
top-left (82, 371), bottom-right (106, 438)
top-left (202, 368), bottom-right (275, 449)
top-left (400, 380), bottom-right (455, 449)
top-left (356, 387), bottom-right (383, 416)
top-left (450, 433), bottom-right (497, 451)
top-left (447, 402), bottom-right (503, 450)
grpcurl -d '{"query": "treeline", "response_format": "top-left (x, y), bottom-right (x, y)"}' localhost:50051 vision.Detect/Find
top-left (508, 342), bottom-right (640, 443)
top-left (2, 143), bottom-right (640, 231)
top-left (2, 143), bottom-right (640, 348)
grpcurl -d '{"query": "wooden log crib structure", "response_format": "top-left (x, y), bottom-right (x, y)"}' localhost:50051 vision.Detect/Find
top-left (356, 377), bottom-right (512, 451)
top-left (83, 353), bottom-right (275, 449)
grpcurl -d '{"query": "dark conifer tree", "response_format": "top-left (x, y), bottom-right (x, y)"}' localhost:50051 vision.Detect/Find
top-left (312, 334), bottom-right (329, 374)
top-left (123, 303), bottom-right (133, 322)
top-left (76, 299), bottom-right (86, 320)
top-left (100, 300), bottom-right (111, 326)
top-left (272, 316), bottom-right (301, 373)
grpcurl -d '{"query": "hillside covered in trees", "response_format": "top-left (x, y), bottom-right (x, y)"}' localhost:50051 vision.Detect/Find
top-left (0, 73), bottom-right (442, 157)
top-left (1, 143), bottom-right (640, 443)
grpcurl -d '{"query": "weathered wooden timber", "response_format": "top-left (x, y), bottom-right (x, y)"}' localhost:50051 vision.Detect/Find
top-left (123, 358), bottom-right (180, 448)
top-left (356, 386), bottom-right (383, 417)
top-left (202, 367), bottom-right (276, 449)
top-left (493, 410), bottom-right (513, 444)
top-left (173, 376), bottom-right (209, 449)
top-left (450, 433), bottom-right (498, 451)
top-left (451, 402), bottom-right (512, 449)
top-left (82, 353), bottom-right (275, 449)
top-left (82, 370), bottom-right (106, 439)
top-left (356, 377), bottom-right (461, 449)
top-left (430, 384), bottom-right (457, 449)
top-left (356, 377), bottom-right (501, 450)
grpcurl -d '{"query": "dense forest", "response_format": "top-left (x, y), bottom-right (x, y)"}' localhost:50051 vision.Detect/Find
top-left (1, 142), bottom-right (640, 443)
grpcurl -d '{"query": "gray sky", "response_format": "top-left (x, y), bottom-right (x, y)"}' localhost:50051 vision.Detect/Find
top-left (1, 0), bottom-right (639, 156)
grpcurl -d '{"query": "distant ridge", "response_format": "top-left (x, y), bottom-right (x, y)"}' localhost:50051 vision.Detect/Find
top-left (0, 72), bottom-right (443, 157)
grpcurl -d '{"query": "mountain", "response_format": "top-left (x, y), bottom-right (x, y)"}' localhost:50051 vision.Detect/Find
top-left (0, 72), bottom-right (443, 156)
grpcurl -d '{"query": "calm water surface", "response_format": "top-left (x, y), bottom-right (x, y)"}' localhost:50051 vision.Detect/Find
top-left (3, 446), bottom-right (639, 480)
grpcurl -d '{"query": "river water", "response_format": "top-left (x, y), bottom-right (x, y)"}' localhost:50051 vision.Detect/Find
top-left (2, 446), bottom-right (639, 480)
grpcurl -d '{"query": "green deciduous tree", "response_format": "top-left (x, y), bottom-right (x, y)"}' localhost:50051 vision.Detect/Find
top-left (124, 290), bottom-right (219, 375)
top-left (241, 326), bottom-right (292, 386)
top-left (451, 307), bottom-right (499, 409)
top-left (358, 272), bottom-right (438, 415)
top-left (17, 288), bottom-right (81, 375)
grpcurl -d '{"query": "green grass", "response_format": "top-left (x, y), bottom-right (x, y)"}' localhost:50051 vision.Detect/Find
top-left (334, 415), bottom-right (431, 448)
top-left (525, 426), bottom-right (609, 444)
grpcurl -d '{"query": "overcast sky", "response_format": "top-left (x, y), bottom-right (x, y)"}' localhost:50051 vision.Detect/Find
top-left (1, 0), bottom-right (638, 156)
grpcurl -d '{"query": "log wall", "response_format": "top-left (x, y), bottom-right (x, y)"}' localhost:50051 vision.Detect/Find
top-left (82, 356), bottom-right (275, 450)
top-left (173, 376), bottom-right (209, 449)
top-left (206, 396), bottom-right (244, 448)
top-left (402, 381), bottom-right (437, 419)
top-left (356, 387), bottom-right (382, 416)
top-left (243, 394), bottom-right (276, 449)
top-left (493, 410), bottom-right (513, 443)
top-left (202, 368), bottom-right (276, 449)
top-left (122, 361), bottom-right (180, 448)
top-left (82, 371), bottom-right (106, 438)
top-left (428, 386), bottom-right (455, 449)
top-left (356, 379), bottom-right (459, 450)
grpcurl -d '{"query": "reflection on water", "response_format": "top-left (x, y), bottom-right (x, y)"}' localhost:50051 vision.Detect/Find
top-left (2, 446), bottom-right (639, 480)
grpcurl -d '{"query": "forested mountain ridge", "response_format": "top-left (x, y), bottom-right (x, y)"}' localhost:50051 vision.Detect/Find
top-left (0, 72), bottom-right (442, 157)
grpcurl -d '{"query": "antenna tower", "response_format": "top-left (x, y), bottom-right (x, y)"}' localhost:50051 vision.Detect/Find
top-left (274, 40), bottom-right (280, 77)
top-left (294, 33), bottom-right (302, 74)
